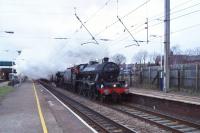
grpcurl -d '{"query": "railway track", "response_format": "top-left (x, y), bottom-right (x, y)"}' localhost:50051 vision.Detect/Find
top-left (39, 81), bottom-right (136, 133)
top-left (107, 103), bottom-right (200, 133)
top-left (39, 80), bottom-right (200, 133)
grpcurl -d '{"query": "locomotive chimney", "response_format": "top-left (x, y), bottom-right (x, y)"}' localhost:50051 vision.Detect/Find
top-left (102, 57), bottom-right (109, 63)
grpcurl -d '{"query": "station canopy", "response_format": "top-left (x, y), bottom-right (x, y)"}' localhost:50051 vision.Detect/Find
top-left (0, 61), bottom-right (15, 66)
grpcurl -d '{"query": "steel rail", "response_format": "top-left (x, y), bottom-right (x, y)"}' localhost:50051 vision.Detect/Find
top-left (39, 81), bottom-right (136, 133)
top-left (108, 103), bottom-right (200, 133)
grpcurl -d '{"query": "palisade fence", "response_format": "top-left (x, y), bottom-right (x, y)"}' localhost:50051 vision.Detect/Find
top-left (119, 63), bottom-right (200, 93)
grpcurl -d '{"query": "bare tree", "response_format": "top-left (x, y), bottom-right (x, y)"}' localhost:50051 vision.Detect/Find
top-left (140, 50), bottom-right (148, 64)
top-left (171, 45), bottom-right (182, 55)
top-left (194, 47), bottom-right (200, 55)
top-left (184, 49), bottom-right (194, 55)
top-left (184, 47), bottom-right (200, 56)
top-left (149, 52), bottom-right (159, 63)
top-left (133, 54), bottom-right (142, 64)
top-left (111, 54), bottom-right (126, 64)
top-left (133, 50), bottom-right (148, 64)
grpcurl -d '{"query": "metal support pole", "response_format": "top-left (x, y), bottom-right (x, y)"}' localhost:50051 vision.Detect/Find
top-left (12, 61), bottom-right (13, 73)
top-left (11, 61), bottom-right (14, 86)
top-left (149, 67), bottom-right (151, 84)
top-left (145, 18), bottom-right (149, 43)
top-left (160, 36), bottom-right (163, 91)
top-left (164, 0), bottom-right (170, 92)
top-left (196, 64), bottom-right (199, 92)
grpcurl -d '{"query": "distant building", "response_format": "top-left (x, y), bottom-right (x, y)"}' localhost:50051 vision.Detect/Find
top-left (0, 68), bottom-right (12, 80)
top-left (0, 61), bottom-right (16, 80)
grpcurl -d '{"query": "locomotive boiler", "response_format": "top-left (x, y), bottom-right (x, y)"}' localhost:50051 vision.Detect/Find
top-left (56, 57), bottom-right (129, 101)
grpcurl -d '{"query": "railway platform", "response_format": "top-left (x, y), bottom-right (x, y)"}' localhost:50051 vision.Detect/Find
top-left (130, 87), bottom-right (200, 105)
top-left (0, 81), bottom-right (9, 87)
top-left (0, 80), bottom-right (95, 133)
top-left (129, 87), bottom-right (200, 124)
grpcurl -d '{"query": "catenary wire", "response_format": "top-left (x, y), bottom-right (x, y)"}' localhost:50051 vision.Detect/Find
top-left (95, 0), bottom-right (151, 36)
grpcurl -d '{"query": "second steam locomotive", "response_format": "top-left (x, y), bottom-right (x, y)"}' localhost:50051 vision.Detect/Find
top-left (51, 57), bottom-right (129, 101)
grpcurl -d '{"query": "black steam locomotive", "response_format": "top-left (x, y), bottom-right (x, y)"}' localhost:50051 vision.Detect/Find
top-left (52, 57), bottom-right (129, 101)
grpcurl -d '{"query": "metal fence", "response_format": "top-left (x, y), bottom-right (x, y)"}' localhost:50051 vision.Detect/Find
top-left (119, 63), bottom-right (200, 93)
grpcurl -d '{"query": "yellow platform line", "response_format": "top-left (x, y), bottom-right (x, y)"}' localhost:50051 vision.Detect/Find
top-left (33, 82), bottom-right (48, 133)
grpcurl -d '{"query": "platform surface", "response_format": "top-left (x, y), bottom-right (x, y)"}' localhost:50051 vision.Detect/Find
top-left (0, 81), bottom-right (94, 133)
top-left (130, 87), bottom-right (200, 106)
top-left (0, 81), bottom-right (9, 87)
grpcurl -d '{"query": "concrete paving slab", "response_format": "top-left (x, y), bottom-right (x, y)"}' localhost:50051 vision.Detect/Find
top-left (0, 81), bottom-right (9, 87)
top-left (0, 81), bottom-right (42, 133)
top-left (0, 81), bottom-right (63, 133)
top-left (36, 83), bottom-right (95, 133)
top-left (0, 80), bottom-right (95, 133)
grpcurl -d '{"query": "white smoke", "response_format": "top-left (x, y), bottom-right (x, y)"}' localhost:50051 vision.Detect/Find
top-left (14, 39), bottom-right (109, 79)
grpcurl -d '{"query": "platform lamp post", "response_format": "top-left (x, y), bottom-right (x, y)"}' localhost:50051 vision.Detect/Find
top-left (0, 30), bottom-right (14, 34)
top-left (12, 50), bottom-right (22, 74)
top-left (14, 58), bottom-right (25, 83)
top-left (4, 31), bottom-right (14, 34)
top-left (150, 35), bottom-right (164, 91)
top-left (0, 30), bottom-right (14, 36)
top-left (54, 37), bottom-right (70, 40)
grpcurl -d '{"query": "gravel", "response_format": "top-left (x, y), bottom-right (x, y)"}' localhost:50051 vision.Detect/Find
top-left (53, 87), bottom-right (171, 133)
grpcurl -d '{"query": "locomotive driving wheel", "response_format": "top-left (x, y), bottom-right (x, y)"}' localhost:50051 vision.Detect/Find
top-left (78, 83), bottom-right (83, 95)
top-left (88, 90), bottom-right (93, 99)
top-left (88, 87), bottom-right (96, 100)
top-left (82, 84), bottom-right (89, 97)
top-left (99, 94), bottom-right (106, 103)
top-left (83, 89), bottom-right (88, 97)
top-left (90, 86), bottom-right (99, 100)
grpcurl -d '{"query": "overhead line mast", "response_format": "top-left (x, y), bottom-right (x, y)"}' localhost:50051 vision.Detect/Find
top-left (74, 12), bottom-right (99, 45)
top-left (145, 18), bottom-right (149, 44)
top-left (163, 0), bottom-right (170, 92)
top-left (117, 16), bottom-right (140, 46)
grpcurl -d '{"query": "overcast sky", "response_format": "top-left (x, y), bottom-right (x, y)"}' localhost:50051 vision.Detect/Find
top-left (0, 0), bottom-right (200, 78)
